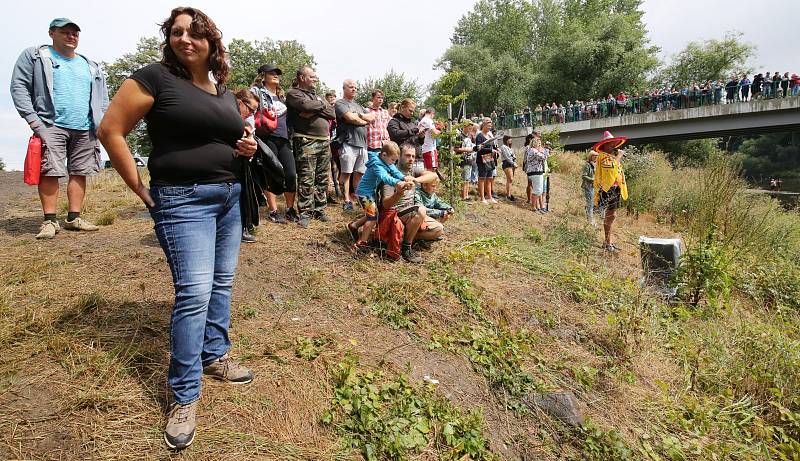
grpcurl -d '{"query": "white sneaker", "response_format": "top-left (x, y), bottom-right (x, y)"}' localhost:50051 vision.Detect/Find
top-left (63, 217), bottom-right (99, 232)
top-left (481, 199), bottom-right (489, 204)
top-left (489, 198), bottom-right (498, 204)
top-left (35, 220), bottom-right (60, 239)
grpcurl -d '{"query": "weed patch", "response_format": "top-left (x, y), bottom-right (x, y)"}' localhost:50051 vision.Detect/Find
top-left (364, 282), bottom-right (419, 330)
top-left (295, 335), bottom-right (331, 361)
top-left (323, 356), bottom-right (497, 460)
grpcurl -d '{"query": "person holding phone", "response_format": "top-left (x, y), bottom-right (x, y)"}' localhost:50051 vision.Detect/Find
top-left (97, 7), bottom-right (257, 450)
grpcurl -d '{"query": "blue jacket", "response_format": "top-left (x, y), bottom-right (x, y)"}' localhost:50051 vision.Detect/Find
top-left (10, 45), bottom-right (109, 132)
top-left (356, 151), bottom-right (404, 197)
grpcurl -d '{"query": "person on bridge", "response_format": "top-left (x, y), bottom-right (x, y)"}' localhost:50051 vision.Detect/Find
top-left (593, 131), bottom-right (628, 253)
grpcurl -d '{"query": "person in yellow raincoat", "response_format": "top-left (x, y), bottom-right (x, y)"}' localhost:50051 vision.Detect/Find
top-left (592, 131), bottom-right (628, 252)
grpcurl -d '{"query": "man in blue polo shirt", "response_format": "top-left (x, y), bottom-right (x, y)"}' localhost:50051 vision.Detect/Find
top-left (10, 18), bottom-right (109, 239)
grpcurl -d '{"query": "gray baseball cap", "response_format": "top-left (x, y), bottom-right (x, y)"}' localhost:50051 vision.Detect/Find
top-left (49, 18), bottom-right (81, 31)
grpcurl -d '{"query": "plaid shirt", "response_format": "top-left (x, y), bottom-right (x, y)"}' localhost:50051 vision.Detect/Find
top-left (366, 107), bottom-right (391, 150)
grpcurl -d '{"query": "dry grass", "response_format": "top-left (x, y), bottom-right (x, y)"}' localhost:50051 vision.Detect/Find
top-left (0, 167), bottom-right (767, 460)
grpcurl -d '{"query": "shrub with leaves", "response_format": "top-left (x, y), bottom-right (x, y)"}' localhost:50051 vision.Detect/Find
top-left (671, 232), bottom-right (733, 311)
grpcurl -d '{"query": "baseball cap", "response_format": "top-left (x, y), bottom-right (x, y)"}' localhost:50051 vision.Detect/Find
top-left (257, 63), bottom-right (282, 75)
top-left (49, 18), bottom-right (81, 31)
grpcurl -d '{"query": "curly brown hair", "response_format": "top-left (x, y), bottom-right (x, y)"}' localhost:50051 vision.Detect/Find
top-left (159, 7), bottom-right (229, 86)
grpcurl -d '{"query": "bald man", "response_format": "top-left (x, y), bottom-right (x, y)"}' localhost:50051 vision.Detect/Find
top-left (334, 79), bottom-right (374, 210)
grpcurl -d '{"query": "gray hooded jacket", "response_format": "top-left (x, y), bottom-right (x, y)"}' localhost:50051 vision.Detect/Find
top-left (10, 45), bottom-right (109, 132)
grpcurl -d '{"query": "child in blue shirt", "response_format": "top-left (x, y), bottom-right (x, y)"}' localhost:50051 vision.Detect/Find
top-left (347, 141), bottom-right (413, 252)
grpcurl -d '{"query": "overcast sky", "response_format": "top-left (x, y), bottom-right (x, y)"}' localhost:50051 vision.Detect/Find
top-left (1, 0), bottom-right (797, 170)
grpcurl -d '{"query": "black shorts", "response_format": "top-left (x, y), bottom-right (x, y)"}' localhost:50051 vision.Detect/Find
top-left (598, 186), bottom-right (621, 210)
top-left (502, 161), bottom-right (515, 170)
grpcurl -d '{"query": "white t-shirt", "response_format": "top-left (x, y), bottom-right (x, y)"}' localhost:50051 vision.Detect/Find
top-left (419, 116), bottom-right (436, 152)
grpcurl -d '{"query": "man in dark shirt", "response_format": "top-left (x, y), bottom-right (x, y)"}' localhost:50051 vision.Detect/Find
top-left (286, 66), bottom-right (336, 228)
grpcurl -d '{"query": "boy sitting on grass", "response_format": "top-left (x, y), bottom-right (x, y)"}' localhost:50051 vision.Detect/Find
top-left (415, 179), bottom-right (454, 223)
top-left (347, 141), bottom-right (413, 252)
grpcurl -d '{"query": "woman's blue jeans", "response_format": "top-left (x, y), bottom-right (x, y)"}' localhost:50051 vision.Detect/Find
top-left (149, 182), bottom-right (242, 404)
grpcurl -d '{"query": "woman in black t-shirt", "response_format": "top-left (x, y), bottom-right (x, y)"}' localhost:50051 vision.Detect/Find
top-left (97, 7), bottom-right (256, 451)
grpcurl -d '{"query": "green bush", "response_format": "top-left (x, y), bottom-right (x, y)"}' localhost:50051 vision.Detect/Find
top-left (671, 232), bottom-right (733, 311)
top-left (622, 147), bottom-right (675, 214)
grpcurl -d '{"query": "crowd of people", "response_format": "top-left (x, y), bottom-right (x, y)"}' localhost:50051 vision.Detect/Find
top-left (489, 71), bottom-right (800, 128)
top-left (10, 9), bottom-right (631, 452)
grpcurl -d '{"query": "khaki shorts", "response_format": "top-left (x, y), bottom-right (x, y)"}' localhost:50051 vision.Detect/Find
top-left (398, 211), bottom-right (442, 232)
top-left (39, 124), bottom-right (101, 177)
top-left (339, 143), bottom-right (367, 174)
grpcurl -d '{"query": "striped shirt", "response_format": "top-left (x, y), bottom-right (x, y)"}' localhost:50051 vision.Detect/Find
top-left (50, 47), bottom-right (92, 130)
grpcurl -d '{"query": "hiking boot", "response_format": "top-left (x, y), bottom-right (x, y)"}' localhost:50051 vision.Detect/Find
top-left (203, 353), bottom-right (253, 384)
top-left (508, 195), bottom-right (516, 202)
top-left (63, 217), bottom-right (99, 232)
top-left (164, 400), bottom-right (197, 450)
top-left (35, 220), bottom-right (60, 239)
top-left (604, 243), bottom-right (620, 253)
top-left (285, 208), bottom-right (299, 223)
top-left (268, 210), bottom-right (287, 224)
top-left (298, 216), bottom-right (310, 229)
top-left (342, 201), bottom-right (354, 211)
top-left (312, 211), bottom-right (331, 222)
top-left (401, 243), bottom-right (423, 264)
top-left (242, 228), bottom-right (257, 243)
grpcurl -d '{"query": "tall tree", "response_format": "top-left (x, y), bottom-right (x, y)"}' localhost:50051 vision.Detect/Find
top-left (432, 0), bottom-right (659, 115)
top-left (103, 36), bottom-right (161, 97)
top-left (227, 39), bottom-right (316, 91)
top-left (656, 31), bottom-right (755, 87)
top-left (102, 37), bottom-right (161, 156)
top-left (355, 70), bottom-right (423, 107)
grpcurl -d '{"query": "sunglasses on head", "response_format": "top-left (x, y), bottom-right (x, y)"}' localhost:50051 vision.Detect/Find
top-left (240, 100), bottom-right (257, 113)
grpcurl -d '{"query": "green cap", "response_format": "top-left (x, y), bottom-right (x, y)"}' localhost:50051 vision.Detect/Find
top-left (49, 18), bottom-right (80, 31)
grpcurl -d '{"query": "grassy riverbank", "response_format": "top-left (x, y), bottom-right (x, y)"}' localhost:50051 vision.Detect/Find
top-left (0, 153), bottom-right (798, 459)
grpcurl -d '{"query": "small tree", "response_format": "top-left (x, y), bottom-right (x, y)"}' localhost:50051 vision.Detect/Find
top-left (0, 157), bottom-right (6, 171)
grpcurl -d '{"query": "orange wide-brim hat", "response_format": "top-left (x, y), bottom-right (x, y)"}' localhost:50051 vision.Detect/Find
top-left (592, 130), bottom-right (627, 152)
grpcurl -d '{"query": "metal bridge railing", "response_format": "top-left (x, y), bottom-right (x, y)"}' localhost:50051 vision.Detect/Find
top-left (490, 81), bottom-right (800, 129)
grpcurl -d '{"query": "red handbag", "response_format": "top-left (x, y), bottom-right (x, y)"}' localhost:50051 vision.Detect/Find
top-left (24, 135), bottom-right (42, 185)
top-left (254, 108), bottom-right (278, 137)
